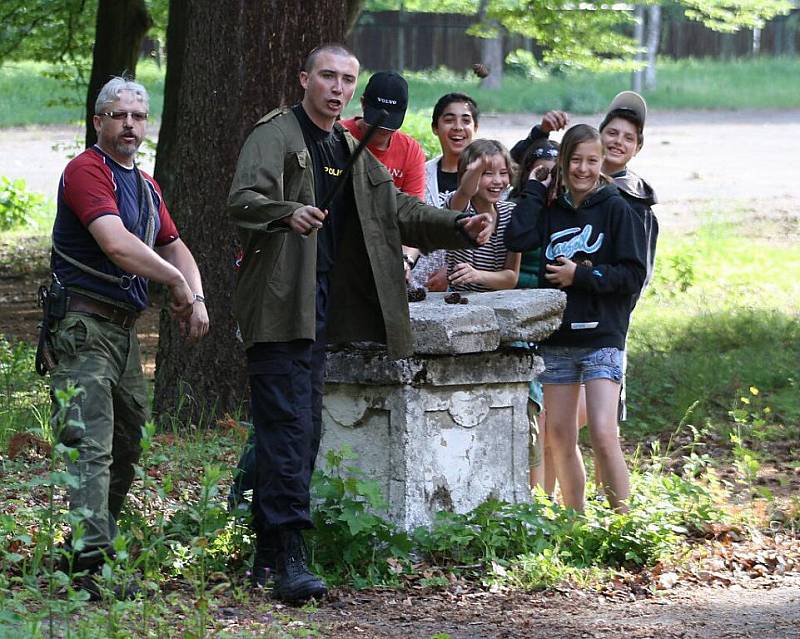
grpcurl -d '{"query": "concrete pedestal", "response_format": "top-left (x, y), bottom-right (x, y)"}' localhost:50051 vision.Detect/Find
top-left (320, 289), bottom-right (565, 530)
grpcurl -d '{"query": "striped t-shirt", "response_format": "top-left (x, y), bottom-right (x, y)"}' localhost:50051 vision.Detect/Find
top-left (446, 198), bottom-right (517, 292)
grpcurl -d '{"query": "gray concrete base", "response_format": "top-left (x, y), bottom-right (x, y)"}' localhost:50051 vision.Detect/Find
top-left (319, 289), bottom-right (563, 530)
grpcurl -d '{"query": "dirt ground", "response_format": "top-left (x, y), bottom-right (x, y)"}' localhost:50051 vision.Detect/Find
top-left (2, 108), bottom-right (799, 226)
top-left (313, 576), bottom-right (800, 639)
top-left (2, 111), bottom-right (799, 638)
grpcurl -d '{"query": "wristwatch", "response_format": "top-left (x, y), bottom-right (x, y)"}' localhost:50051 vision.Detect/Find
top-left (192, 293), bottom-right (206, 304)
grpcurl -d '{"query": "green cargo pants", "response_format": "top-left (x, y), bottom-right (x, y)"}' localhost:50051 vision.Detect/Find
top-left (50, 312), bottom-right (148, 568)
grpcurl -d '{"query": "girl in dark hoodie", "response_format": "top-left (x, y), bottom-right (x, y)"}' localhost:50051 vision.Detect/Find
top-left (505, 124), bottom-right (647, 513)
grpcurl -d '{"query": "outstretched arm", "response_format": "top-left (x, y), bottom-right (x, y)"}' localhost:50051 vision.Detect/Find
top-left (88, 216), bottom-right (194, 321)
top-left (395, 192), bottom-right (492, 253)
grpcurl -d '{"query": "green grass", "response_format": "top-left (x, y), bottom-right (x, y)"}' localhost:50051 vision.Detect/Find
top-left (625, 209), bottom-right (800, 442)
top-left (0, 203), bottom-right (798, 635)
top-left (0, 59), bottom-right (165, 128)
top-left (1, 57), bottom-right (798, 129)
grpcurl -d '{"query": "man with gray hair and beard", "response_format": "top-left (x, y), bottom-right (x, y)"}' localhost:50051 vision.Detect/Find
top-left (44, 76), bottom-right (209, 598)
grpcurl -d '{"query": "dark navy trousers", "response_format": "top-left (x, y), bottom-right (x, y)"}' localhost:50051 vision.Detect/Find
top-left (247, 274), bottom-right (329, 531)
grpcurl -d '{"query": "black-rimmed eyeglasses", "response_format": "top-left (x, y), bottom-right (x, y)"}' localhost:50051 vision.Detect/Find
top-left (99, 111), bottom-right (148, 122)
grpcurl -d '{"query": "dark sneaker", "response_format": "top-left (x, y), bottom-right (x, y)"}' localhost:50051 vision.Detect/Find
top-left (272, 530), bottom-right (327, 603)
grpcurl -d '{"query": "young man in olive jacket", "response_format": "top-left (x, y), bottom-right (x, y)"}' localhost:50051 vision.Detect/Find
top-left (227, 43), bottom-right (490, 603)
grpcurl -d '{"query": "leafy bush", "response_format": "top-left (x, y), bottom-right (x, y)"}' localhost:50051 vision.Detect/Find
top-left (400, 109), bottom-right (440, 160)
top-left (0, 177), bottom-right (44, 231)
top-left (309, 447), bottom-right (413, 587)
top-left (413, 471), bottom-right (719, 579)
top-left (308, 447), bottom-right (726, 590)
top-left (505, 49), bottom-right (548, 81)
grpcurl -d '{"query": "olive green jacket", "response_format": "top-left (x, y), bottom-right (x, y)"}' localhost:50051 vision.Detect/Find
top-left (228, 107), bottom-right (470, 359)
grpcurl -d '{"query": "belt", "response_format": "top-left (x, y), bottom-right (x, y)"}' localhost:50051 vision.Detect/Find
top-left (68, 291), bottom-right (140, 329)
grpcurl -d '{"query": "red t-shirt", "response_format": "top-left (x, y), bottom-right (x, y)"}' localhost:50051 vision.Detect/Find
top-left (341, 117), bottom-right (426, 199)
top-left (53, 146), bottom-right (179, 309)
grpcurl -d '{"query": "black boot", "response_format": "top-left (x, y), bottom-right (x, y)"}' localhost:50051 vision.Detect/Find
top-left (74, 568), bottom-right (141, 602)
top-left (252, 529), bottom-right (278, 588)
top-left (272, 529), bottom-right (327, 603)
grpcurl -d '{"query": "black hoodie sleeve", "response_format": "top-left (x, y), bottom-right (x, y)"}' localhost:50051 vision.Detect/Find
top-left (505, 179), bottom-right (547, 252)
top-left (510, 125), bottom-right (549, 165)
top-left (571, 196), bottom-right (647, 296)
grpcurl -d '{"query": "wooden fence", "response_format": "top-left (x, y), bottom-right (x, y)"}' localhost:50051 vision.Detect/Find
top-left (348, 10), bottom-right (799, 72)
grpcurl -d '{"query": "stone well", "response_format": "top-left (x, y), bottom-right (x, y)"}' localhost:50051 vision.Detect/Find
top-left (319, 289), bottom-right (565, 530)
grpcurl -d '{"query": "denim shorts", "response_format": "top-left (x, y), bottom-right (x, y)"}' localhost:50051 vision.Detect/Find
top-left (539, 346), bottom-right (623, 385)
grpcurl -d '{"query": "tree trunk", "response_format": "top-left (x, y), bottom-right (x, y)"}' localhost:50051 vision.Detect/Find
top-left (644, 4), bottom-right (661, 90)
top-left (631, 5), bottom-right (645, 93)
top-left (720, 32), bottom-right (736, 59)
top-left (786, 14), bottom-right (799, 56)
top-left (152, 1), bottom-right (346, 423)
top-left (480, 29), bottom-right (504, 90)
top-left (344, 0), bottom-right (364, 39)
top-left (84, 0), bottom-right (152, 148)
top-left (398, 2), bottom-right (406, 72)
top-left (476, 0), bottom-right (502, 90)
top-left (752, 27), bottom-right (762, 56)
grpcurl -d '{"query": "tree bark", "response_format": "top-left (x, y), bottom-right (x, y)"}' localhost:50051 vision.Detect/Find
top-left (644, 4), bottom-right (661, 90)
top-left (631, 5), bottom-right (645, 93)
top-left (84, 0), bottom-right (152, 148)
top-left (480, 29), bottom-right (504, 90)
top-left (152, 0), bottom-right (346, 423)
top-left (344, 0), bottom-right (364, 39)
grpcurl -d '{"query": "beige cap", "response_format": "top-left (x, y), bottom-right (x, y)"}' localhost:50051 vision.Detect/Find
top-left (605, 91), bottom-right (647, 126)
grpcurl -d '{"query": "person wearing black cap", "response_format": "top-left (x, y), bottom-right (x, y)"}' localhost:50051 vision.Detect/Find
top-left (341, 71), bottom-right (425, 200)
top-left (341, 72), bottom-right (427, 282)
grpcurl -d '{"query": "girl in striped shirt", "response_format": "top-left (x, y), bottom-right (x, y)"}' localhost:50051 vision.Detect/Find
top-left (445, 139), bottom-right (521, 292)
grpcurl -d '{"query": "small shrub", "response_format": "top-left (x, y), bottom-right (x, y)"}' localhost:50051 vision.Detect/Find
top-left (309, 447), bottom-right (413, 587)
top-left (400, 109), bottom-right (440, 160)
top-left (0, 177), bottom-right (44, 231)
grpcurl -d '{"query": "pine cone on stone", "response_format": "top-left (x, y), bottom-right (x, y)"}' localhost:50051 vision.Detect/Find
top-left (444, 292), bottom-right (462, 304)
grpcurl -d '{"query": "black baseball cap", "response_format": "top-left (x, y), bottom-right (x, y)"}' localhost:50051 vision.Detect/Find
top-left (362, 71), bottom-right (408, 131)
